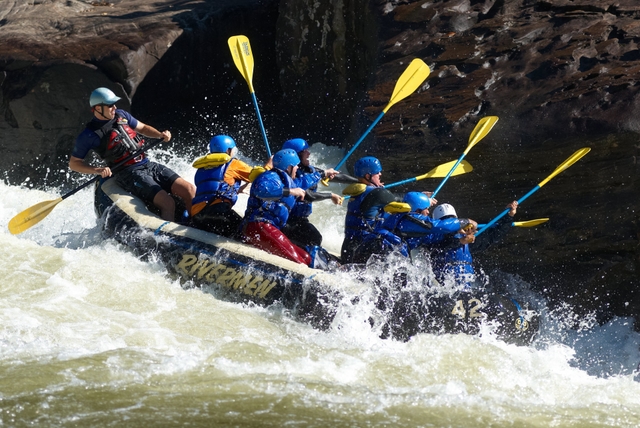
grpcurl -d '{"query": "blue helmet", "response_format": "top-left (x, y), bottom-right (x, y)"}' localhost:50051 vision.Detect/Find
top-left (354, 156), bottom-right (382, 178)
top-left (209, 135), bottom-right (237, 154)
top-left (90, 87), bottom-right (121, 107)
top-left (273, 149), bottom-right (301, 171)
top-left (282, 138), bottom-right (309, 153)
top-left (403, 192), bottom-right (432, 212)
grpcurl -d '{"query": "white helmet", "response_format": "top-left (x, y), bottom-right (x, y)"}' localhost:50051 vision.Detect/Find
top-left (432, 203), bottom-right (457, 220)
top-left (90, 87), bottom-right (121, 107)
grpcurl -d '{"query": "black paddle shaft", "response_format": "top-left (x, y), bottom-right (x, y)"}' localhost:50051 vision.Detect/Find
top-left (63, 138), bottom-right (164, 201)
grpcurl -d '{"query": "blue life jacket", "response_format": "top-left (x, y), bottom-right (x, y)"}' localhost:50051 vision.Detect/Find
top-left (192, 161), bottom-right (240, 206)
top-left (384, 214), bottom-right (463, 251)
top-left (291, 165), bottom-right (322, 217)
top-left (244, 169), bottom-right (297, 229)
top-left (367, 213), bottom-right (460, 257)
top-left (344, 186), bottom-right (389, 239)
top-left (290, 165), bottom-right (322, 218)
top-left (359, 228), bottom-right (409, 258)
top-left (430, 215), bottom-right (512, 283)
top-left (432, 238), bottom-right (475, 281)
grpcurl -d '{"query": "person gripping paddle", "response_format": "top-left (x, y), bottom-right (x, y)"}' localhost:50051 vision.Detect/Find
top-left (69, 87), bottom-right (195, 222)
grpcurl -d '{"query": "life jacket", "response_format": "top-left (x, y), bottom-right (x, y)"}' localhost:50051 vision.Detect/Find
top-left (383, 214), bottom-right (467, 251)
top-left (344, 186), bottom-right (384, 239)
top-left (357, 228), bottom-right (409, 259)
top-left (432, 239), bottom-right (475, 281)
top-left (244, 169), bottom-right (297, 229)
top-left (382, 212), bottom-right (431, 237)
top-left (192, 161), bottom-right (240, 207)
top-left (380, 212), bottom-right (428, 252)
top-left (290, 164), bottom-right (318, 219)
top-left (87, 113), bottom-right (144, 167)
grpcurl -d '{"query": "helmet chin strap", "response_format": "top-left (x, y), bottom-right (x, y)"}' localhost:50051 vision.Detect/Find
top-left (365, 174), bottom-right (382, 188)
top-left (93, 105), bottom-right (111, 120)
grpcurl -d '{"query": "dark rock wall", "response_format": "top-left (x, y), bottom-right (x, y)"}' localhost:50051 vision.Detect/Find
top-left (274, 0), bottom-right (378, 145)
top-left (132, 1), bottom-right (283, 159)
top-left (1, 0), bottom-right (639, 327)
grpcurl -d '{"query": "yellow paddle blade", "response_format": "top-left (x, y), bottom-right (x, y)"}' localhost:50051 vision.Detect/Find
top-left (539, 147), bottom-right (591, 187)
top-left (228, 35), bottom-right (255, 93)
top-left (466, 116), bottom-right (499, 154)
top-left (8, 197), bottom-right (63, 235)
top-left (383, 58), bottom-right (431, 113)
top-left (431, 117), bottom-right (496, 198)
top-left (513, 218), bottom-right (549, 227)
top-left (415, 160), bottom-right (473, 181)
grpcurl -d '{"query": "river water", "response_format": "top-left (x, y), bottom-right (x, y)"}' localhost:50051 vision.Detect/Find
top-left (2, 144), bottom-right (640, 427)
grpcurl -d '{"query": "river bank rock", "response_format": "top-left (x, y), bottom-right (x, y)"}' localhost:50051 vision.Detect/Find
top-left (1, 0), bottom-right (639, 328)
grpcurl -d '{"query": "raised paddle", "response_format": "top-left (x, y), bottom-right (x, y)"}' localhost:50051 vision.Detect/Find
top-left (8, 139), bottom-right (165, 235)
top-left (431, 115), bottom-right (499, 199)
top-left (341, 159), bottom-right (472, 202)
top-left (228, 35), bottom-right (271, 157)
top-left (477, 218), bottom-right (550, 229)
top-left (476, 147), bottom-right (591, 237)
top-left (322, 58), bottom-right (431, 185)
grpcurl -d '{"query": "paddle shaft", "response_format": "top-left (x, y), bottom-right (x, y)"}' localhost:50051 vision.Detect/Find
top-left (476, 148), bottom-right (590, 236)
top-left (63, 138), bottom-right (164, 201)
top-left (340, 164), bottom-right (412, 202)
top-left (334, 111), bottom-right (385, 171)
top-left (475, 188), bottom-right (540, 236)
top-left (430, 157), bottom-right (465, 198)
top-left (342, 160), bottom-right (470, 202)
top-left (250, 93), bottom-right (271, 157)
top-left (385, 175), bottom-right (419, 189)
top-left (385, 160), bottom-right (471, 190)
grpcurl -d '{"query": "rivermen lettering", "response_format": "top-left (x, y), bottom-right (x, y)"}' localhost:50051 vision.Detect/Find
top-left (176, 254), bottom-right (277, 298)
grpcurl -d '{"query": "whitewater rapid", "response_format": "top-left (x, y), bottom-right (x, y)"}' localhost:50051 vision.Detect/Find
top-left (1, 144), bottom-right (640, 427)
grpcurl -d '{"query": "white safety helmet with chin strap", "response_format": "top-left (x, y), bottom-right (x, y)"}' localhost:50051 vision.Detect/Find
top-left (90, 87), bottom-right (121, 107)
top-left (432, 203), bottom-right (457, 220)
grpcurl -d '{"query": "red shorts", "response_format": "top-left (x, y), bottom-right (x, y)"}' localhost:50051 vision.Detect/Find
top-left (243, 222), bottom-right (311, 266)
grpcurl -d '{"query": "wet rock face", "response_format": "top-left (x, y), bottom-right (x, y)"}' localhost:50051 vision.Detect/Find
top-left (371, 0), bottom-right (640, 143)
top-left (1, 0), bottom-right (639, 327)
